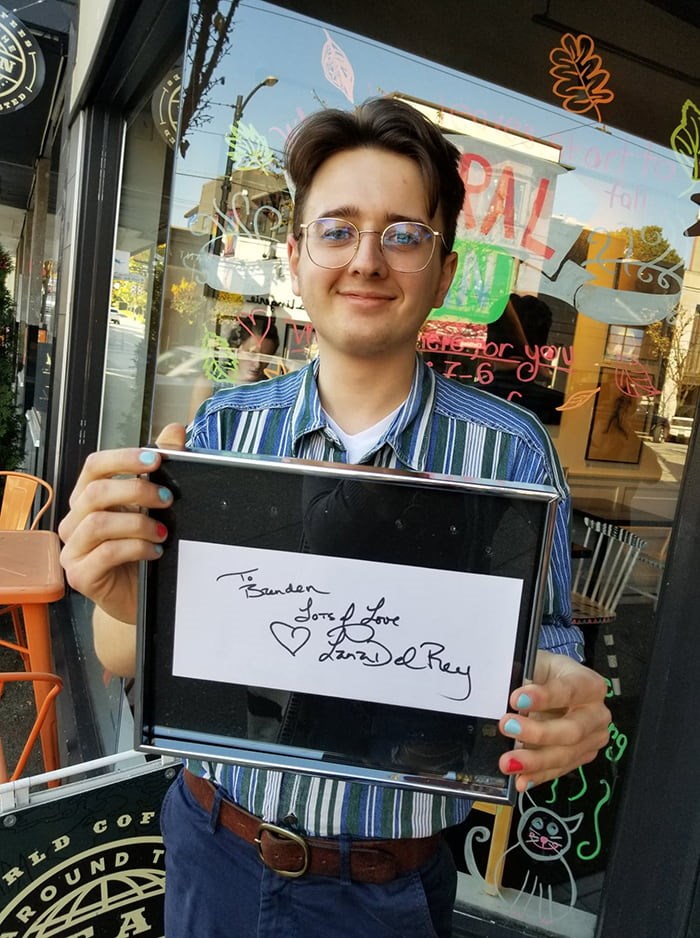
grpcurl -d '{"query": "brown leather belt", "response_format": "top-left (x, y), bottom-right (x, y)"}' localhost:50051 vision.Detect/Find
top-left (183, 769), bottom-right (440, 884)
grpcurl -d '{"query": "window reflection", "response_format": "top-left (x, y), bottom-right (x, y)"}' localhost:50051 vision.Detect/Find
top-left (150, 2), bottom-right (697, 931)
top-left (101, 103), bottom-right (173, 450)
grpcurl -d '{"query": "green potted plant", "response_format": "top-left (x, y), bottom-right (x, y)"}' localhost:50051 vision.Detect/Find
top-left (0, 246), bottom-right (24, 470)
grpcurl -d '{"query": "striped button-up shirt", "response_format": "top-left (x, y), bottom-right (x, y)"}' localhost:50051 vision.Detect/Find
top-left (185, 356), bottom-right (582, 838)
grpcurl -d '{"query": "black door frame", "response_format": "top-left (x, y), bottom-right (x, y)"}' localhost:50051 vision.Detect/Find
top-left (49, 0), bottom-right (188, 524)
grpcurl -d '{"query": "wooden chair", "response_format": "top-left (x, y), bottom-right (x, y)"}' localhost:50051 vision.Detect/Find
top-left (0, 671), bottom-right (63, 781)
top-left (571, 516), bottom-right (646, 696)
top-left (627, 530), bottom-right (671, 610)
top-left (468, 801), bottom-right (515, 894)
top-left (0, 471), bottom-right (55, 671)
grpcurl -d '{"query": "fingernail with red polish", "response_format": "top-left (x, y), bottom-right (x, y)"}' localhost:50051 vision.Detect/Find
top-left (156, 523), bottom-right (168, 539)
top-left (507, 758), bottom-right (524, 773)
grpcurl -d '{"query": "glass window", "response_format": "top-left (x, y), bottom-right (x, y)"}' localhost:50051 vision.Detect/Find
top-left (100, 99), bottom-right (174, 450)
top-left (86, 73), bottom-right (178, 753)
top-left (605, 325), bottom-right (644, 361)
top-left (153, 3), bottom-right (698, 933)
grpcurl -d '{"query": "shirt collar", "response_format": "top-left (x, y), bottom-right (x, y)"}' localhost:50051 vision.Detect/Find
top-left (289, 358), bottom-right (331, 453)
top-left (290, 356), bottom-right (436, 470)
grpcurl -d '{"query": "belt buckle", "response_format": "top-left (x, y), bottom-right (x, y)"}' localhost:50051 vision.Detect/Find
top-left (254, 822), bottom-right (310, 878)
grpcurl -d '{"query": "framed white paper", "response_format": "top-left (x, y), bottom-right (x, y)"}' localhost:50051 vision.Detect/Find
top-left (136, 450), bottom-right (559, 803)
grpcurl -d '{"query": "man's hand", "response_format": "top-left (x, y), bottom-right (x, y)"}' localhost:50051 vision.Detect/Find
top-left (498, 650), bottom-right (611, 791)
top-left (58, 424), bottom-right (186, 626)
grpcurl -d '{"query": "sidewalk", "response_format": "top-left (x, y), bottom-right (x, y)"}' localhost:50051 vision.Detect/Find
top-left (0, 614), bottom-right (45, 777)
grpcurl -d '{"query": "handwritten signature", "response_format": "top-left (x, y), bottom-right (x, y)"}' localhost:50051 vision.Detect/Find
top-left (270, 598), bottom-right (471, 701)
top-left (218, 572), bottom-right (473, 701)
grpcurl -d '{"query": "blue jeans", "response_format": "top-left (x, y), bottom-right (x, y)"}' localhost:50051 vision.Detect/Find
top-left (160, 771), bottom-right (457, 937)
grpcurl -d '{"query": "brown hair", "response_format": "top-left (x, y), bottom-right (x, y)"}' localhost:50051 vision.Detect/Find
top-left (284, 97), bottom-right (465, 251)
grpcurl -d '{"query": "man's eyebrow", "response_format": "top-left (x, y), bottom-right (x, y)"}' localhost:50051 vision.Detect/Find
top-left (315, 207), bottom-right (430, 225)
top-left (315, 205), bottom-right (360, 220)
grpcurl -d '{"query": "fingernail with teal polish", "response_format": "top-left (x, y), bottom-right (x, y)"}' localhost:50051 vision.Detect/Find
top-left (158, 487), bottom-right (172, 503)
top-left (527, 781), bottom-right (536, 791)
top-left (153, 544), bottom-right (164, 557)
top-left (139, 450), bottom-right (157, 466)
top-left (517, 693), bottom-right (533, 710)
top-left (504, 718), bottom-right (522, 736)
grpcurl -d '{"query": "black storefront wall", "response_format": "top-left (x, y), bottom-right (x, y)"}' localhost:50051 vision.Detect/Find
top-left (599, 421), bottom-right (700, 937)
top-left (51, 1), bottom-right (700, 935)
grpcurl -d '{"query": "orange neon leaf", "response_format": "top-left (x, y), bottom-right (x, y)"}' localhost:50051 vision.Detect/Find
top-left (556, 387), bottom-right (600, 411)
top-left (549, 33), bottom-right (614, 123)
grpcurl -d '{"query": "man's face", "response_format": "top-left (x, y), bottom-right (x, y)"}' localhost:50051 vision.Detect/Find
top-left (236, 334), bottom-right (277, 383)
top-left (288, 147), bottom-right (456, 363)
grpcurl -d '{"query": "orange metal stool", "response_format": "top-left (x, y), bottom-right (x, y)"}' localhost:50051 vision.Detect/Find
top-left (0, 671), bottom-right (63, 782)
top-left (0, 530), bottom-right (65, 779)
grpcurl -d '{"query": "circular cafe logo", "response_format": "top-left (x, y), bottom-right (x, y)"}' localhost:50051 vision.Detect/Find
top-left (151, 68), bottom-right (181, 149)
top-left (0, 837), bottom-right (166, 936)
top-left (0, 7), bottom-right (45, 114)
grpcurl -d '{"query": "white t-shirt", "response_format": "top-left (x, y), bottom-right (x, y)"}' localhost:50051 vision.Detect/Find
top-left (325, 404), bottom-right (402, 463)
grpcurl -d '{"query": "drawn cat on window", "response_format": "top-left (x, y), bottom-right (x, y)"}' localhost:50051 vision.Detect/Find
top-left (465, 791), bottom-right (584, 924)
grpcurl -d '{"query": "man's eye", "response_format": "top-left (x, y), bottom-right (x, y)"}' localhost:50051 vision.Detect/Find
top-left (320, 226), bottom-right (354, 242)
top-left (385, 226), bottom-right (422, 247)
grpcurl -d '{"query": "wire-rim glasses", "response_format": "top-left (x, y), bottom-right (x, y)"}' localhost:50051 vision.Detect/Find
top-left (298, 217), bottom-right (446, 272)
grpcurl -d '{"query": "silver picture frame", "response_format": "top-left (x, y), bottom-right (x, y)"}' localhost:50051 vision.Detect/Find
top-left (135, 448), bottom-right (559, 804)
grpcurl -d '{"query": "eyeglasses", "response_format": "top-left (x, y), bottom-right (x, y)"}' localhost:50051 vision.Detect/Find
top-left (298, 218), bottom-right (446, 273)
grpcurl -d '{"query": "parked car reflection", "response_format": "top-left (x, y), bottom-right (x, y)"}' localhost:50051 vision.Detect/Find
top-left (668, 415), bottom-right (693, 444)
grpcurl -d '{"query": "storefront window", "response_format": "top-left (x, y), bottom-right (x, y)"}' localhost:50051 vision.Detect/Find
top-left (100, 98), bottom-right (174, 450)
top-left (82, 78), bottom-right (177, 755)
top-left (152, 2), bottom-right (697, 932)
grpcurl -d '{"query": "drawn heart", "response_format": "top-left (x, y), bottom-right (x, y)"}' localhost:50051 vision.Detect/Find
top-left (270, 622), bottom-right (311, 657)
top-left (235, 310), bottom-right (271, 341)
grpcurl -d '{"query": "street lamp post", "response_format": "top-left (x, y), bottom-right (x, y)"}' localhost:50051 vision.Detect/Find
top-left (217, 75), bottom-right (279, 239)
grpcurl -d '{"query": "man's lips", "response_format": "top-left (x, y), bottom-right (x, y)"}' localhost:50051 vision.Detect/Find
top-left (337, 290), bottom-right (395, 301)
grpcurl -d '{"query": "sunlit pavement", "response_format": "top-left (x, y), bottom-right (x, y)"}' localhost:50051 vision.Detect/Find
top-left (644, 437), bottom-right (689, 484)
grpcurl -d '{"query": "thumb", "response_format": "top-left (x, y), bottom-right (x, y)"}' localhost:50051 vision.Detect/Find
top-left (155, 423), bottom-right (187, 450)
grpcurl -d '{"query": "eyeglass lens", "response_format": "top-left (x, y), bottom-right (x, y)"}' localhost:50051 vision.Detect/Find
top-left (303, 218), bottom-right (438, 272)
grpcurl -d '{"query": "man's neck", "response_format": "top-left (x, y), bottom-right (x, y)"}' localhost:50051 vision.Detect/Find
top-left (316, 349), bottom-right (416, 434)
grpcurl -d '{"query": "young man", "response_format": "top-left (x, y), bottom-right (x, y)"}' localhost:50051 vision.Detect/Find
top-left (60, 98), bottom-right (609, 938)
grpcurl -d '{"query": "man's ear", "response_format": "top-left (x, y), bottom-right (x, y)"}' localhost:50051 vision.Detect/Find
top-left (288, 234), bottom-right (302, 297)
top-left (431, 250), bottom-right (458, 308)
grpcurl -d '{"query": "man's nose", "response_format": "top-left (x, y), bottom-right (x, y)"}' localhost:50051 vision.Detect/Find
top-left (348, 229), bottom-right (388, 275)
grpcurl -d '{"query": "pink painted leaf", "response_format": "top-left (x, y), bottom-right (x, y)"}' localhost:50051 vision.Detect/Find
top-left (614, 364), bottom-right (660, 398)
top-left (321, 29), bottom-right (355, 104)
